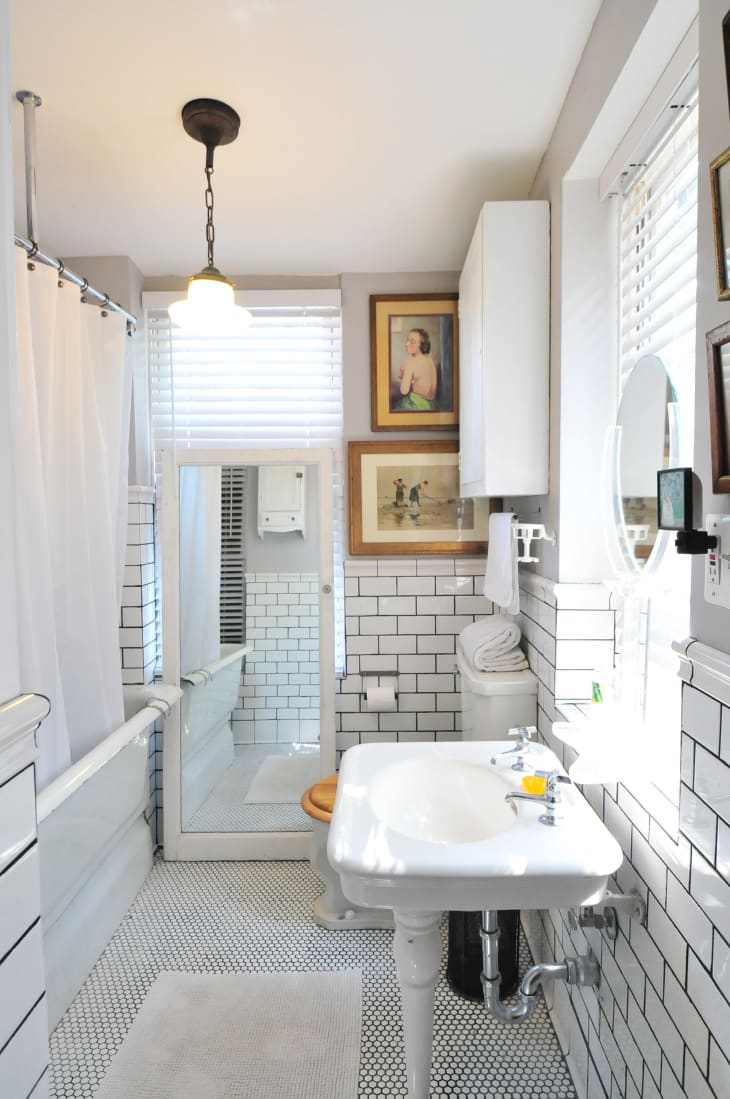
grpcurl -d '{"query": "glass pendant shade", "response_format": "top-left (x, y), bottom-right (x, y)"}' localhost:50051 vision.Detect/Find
top-left (168, 267), bottom-right (252, 335)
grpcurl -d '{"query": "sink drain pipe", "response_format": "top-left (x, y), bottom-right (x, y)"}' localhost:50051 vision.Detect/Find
top-left (480, 910), bottom-right (599, 1024)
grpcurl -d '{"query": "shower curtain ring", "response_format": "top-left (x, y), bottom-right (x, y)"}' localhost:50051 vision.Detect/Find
top-left (27, 241), bottom-right (38, 259)
top-left (79, 278), bottom-right (89, 292)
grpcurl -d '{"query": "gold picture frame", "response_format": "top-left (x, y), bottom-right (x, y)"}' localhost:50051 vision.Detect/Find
top-left (710, 146), bottom-right (730, 300)
top-left (348, 440), bottom-right (495, 555)
top-left (369, 293), bottom-right (459, 430)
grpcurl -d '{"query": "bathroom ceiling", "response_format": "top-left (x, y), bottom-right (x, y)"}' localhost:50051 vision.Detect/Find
top-left (9, 0), bottom-right (602, 278)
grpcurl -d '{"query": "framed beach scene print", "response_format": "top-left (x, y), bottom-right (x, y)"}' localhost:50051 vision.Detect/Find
top-left (369, 293), bottom-right (459, 430)
top-left (710, 146), bottom-right (730, 300)
top-left (348, 440), bottom-right (494, 555)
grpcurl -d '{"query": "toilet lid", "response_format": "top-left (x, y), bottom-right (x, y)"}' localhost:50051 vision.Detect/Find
top-left (300, 773), bottom-right (338, 822)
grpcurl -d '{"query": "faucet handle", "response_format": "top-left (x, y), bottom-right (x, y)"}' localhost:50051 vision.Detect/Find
top-left (535, 767), bottom-right (571, 794)
top-left (508, 725), bottom-right (536, 743)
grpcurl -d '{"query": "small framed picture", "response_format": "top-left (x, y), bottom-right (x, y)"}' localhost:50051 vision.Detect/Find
top-left (657, 467), bottom-right (693, 531)
top-left (348, 440), bottom-right (495, 555)
top-left (369, 294), bottom-right (459, 430)
top-left (710, 147), bottom-right (730, 300)
top-left (707, 319), bottom-right (730, 493)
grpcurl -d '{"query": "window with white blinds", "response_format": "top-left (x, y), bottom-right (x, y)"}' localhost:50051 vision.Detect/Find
top-left (618, 81), bottom-right (698, 410)
top-left (616, 73), bottom-right (697, 804)
top-left (145, 294), bottom-right (345, 673)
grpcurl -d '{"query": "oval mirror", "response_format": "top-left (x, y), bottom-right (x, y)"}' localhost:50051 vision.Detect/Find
top-left (616, 354), bottom-right (677, 569)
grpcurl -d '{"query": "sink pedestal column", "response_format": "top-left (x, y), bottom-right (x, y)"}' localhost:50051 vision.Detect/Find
top-left (392, 909), bottom-right (443, 1099)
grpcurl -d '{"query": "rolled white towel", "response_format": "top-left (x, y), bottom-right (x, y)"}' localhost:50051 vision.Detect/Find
top-left (458, 616), bottom-right (522, 670)
top-left (477, 649), bottom-right (529, 673)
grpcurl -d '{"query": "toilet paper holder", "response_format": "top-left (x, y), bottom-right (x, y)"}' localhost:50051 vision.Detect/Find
top-left (363, 674), bottom-right (399, 703)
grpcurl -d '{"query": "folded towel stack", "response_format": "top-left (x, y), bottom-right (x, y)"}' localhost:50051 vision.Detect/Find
top-left (458, 616), bottom-right (529, 673)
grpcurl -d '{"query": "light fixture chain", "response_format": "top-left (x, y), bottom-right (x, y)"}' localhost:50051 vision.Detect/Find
top-left (205, 165), bottom-right (215, 268)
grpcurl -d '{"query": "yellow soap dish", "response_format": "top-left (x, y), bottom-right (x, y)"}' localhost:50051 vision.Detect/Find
top-left (521, 775), bottom-right (547, 795)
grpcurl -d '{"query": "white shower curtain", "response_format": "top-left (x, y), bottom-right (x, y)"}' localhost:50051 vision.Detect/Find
top-left (13, 254), bottom-right (132, 788)
top-left (179, 465), bottom-right (222, 678)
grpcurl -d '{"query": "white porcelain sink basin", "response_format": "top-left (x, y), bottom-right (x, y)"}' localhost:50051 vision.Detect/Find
top-left (328, 740), bottom-right (623, 912)
top-left (369, 758), bottom-right (516, 843)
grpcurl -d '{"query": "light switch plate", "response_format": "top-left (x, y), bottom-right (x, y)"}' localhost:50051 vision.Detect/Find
top-left (704, 514), bottom-right (730, 608)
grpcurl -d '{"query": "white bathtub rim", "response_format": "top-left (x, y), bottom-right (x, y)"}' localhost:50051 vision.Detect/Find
top-left (37, 682), bottom-right (182, 823)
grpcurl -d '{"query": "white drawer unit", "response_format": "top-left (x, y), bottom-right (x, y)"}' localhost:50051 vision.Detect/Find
top-left (0, 997), bottom-right (49, 1099)
top-left (0, 846), bottom-right (41, 960)
top-left (0, 694), bottom-right (50, 1098)
top-left (0, 766), bottom-right (36, 874)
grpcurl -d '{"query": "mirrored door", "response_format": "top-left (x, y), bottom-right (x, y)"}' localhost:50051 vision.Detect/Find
top-left (161, 448), bottom-right (335, 860)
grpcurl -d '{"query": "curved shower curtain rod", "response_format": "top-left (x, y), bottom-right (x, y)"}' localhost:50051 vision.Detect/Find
top-left (14, 233), bottom-right (138, 330)
top-left (14, 90), bottom-right (137, 332)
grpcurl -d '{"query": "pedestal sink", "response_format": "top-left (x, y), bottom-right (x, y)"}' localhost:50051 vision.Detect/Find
top-left (328, 739), bottom-right (623, 1099)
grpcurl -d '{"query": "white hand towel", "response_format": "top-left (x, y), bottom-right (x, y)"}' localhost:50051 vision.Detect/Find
top-left (483, 512), bottom-right (519, 614)
top-left (458, 617), bottom-right (521, 669)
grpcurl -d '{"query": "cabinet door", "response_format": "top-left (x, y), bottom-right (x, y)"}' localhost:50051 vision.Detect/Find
top-left (458, 220), bottom-right (484, 496)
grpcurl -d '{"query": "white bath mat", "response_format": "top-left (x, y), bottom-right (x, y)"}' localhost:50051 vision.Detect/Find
top-left (244, 753), bottom-right (320, 803)
top-left (94, 969), bottom-right (362, 1098)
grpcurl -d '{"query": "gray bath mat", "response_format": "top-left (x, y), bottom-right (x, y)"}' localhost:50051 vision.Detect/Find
top-left (243, 753), bottom-right (320, 803)
top-left (94, 969), bottom-right (362, 1098)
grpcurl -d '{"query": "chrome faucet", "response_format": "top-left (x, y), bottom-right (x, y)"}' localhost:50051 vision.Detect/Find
top-left (490, 725), bottom-right (536, 771)
top-left (504, 768), bottom-right (571, 827)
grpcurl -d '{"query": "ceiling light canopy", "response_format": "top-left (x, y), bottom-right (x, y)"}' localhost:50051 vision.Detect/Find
top-left (168, 98), bottom-right (252, 335)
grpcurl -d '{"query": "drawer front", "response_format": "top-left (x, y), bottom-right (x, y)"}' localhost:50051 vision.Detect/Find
top-left (0, 995), bottom-right (48, 1099)
top-left (0, 845), bottom-right (41, 961)
top-left (0, 922), bottom-right (45, 1053)
top-left (0, 766), bottom-right (36, 874)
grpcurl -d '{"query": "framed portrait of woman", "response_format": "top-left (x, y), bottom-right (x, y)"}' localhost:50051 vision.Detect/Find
top-left (369, 293), bottom-right (459, 430)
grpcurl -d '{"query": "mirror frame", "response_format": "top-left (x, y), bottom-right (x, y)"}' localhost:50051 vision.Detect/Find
top-left (161, 447), bottom-right (335, 860)
top-left (602, 355), bottom-right (679, 581)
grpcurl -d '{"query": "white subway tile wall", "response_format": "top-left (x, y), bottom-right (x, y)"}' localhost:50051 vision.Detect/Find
top-left (120, 487), bottom-right (161, 841)
top-left (233, 572), bottom-right (320, 745)
top-left (336, 557), bottom-right (491, 759)
top-left (120, 488), bottom-right (156, 686)
top-left (519, 571), bottom-right (730, 1099)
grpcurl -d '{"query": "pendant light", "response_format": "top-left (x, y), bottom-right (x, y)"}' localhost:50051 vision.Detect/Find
top-left (169, 98), bottom-right (252, 334)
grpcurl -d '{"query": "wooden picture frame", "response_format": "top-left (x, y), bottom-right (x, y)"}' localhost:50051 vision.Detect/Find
top-left (710, 147), bottom-right (730, 300)
top-left (348, 440), bottom-right (495, 555)
top-left (369, 293), bottom-right (458, 430)
top-left (707, 319), bottom-right (730, 493)
top-left (723, 8), bottom-right (730, 123)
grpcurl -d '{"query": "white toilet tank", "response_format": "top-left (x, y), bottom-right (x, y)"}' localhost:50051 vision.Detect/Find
top-left (457, 644), bottom-right (538, 741)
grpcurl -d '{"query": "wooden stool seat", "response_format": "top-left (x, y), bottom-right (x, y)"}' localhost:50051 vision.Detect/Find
top-left (301, 772), bottom-right (338, 824)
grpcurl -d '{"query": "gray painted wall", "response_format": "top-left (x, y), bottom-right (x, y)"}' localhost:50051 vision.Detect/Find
top-left (0, 6), bottom-right (21, 704)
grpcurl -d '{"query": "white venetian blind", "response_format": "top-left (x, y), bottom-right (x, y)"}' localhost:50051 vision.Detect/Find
top-left (616, 73), bottom-right (698, 804)
top-left (145, 292), bottom-right (345, 673)
top-left (618, 81), bottom-right (698, 404)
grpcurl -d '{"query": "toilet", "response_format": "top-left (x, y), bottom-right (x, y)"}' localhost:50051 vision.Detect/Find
top-left (457, 640), bottom-right (538, 741)
top-left (301, 773), bottom-right (394, 931)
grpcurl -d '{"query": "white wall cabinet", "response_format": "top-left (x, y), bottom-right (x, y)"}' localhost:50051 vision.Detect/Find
top-left (257, 465), bottom-right (306, 537)
top-left (458, 200), bottom-right (550, 498)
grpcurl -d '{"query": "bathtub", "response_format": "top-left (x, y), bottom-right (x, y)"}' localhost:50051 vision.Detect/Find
top-left (36, 681), bottom-right (182, 1032)
top-left (180, 642), bottom-right (250, 821)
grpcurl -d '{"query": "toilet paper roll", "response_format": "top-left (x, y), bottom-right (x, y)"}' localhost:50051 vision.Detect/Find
top-left (365, 685), bottom-right (397, 712)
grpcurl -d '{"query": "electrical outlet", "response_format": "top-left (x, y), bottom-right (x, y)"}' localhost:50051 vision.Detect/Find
top-left (704, 515), bottom-right (730, 608)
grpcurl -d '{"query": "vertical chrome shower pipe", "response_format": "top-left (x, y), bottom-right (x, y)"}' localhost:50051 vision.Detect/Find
top-left (15, 91), bottom-right (42, 243)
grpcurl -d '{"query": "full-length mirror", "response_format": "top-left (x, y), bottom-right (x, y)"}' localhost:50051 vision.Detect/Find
top-left (615, 354), bottom-right (677, 569)
top-left (162, 448), bottom-right (335, 860)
